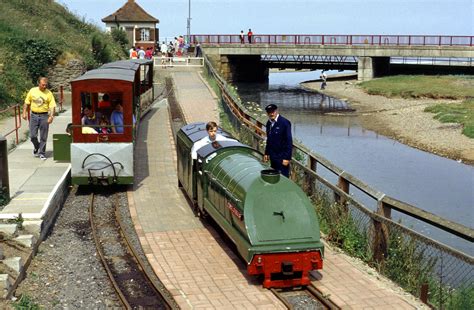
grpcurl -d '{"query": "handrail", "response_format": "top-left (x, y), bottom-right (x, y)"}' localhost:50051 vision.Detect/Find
top-left (152, 56), bottom-right (204, 67)
top-left (0, 104), bottom-right (22, 145)
top-left (191, 34), bottom-right (474, 47)
top-left (203, 54), bottom-right (474, 243)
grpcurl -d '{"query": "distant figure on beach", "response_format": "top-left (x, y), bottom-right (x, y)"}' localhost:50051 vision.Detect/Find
top-left (247, 29), bottom-right (253, 44)
top-left (320, 70), bottom-right (327, 90)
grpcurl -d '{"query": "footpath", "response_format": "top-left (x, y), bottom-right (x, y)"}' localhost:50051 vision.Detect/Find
top-left (128, 67), bottom-right (428, 309)
top-left (127, 69), bottom-right (284, 309)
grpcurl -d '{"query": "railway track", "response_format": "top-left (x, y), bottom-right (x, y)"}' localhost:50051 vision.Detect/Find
top-left (89, 190), bottom-right (175, 309)
top-left (272, 285), bottom-right (340, 310)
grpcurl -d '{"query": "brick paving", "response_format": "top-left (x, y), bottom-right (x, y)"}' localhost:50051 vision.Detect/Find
top-left (128, 68), bottom-right (428, 309)
top-left (128, 96), bottom-right (284, 309)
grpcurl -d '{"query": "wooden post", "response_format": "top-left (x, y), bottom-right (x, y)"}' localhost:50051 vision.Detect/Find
top-left (373, 200), bottom-right (391, 264)
top-left (335, 176), bottom-right (349, 205)
top-left (420, 283), bottom-right (429, 304)
top-left (0, 136), bottom-right (9, 204)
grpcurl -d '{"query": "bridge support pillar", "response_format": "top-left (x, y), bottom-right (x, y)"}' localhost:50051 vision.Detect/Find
top-left (357, 57), bottom-right (390, 81)
top-left (210, 55), bottom-right (269, 83)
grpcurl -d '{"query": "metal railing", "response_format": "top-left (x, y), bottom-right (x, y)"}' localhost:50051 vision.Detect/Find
top-left (0, 105), bottom-right (22, 145)
top-left (391, 57), bottom-right (474, 66)
top-left (153, 56), bottom-right (204, 68)
top-left (202, 54), bottom-right (473, 308)
top-left (191, 34), bottom-right (474, 47)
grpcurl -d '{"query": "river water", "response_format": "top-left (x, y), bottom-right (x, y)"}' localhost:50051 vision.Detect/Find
top-left (234, 70), bottom-right (474, 255)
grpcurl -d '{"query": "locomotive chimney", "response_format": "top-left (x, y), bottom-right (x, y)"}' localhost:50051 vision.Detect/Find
top-left (261, 169), bottom-right (280, 184)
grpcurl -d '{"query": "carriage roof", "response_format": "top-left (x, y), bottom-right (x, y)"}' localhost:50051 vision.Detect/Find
top-left (72, 59), bottom-right (153, 83)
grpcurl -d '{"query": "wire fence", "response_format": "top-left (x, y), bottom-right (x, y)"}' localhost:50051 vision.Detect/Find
top-left (202, 54), bottom-right (474, 309)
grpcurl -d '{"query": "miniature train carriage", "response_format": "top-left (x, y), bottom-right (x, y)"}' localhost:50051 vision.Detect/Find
top-left (53, 59), bottom-right (154, 185)
top-left (177, 122), bottom-right (324, 288)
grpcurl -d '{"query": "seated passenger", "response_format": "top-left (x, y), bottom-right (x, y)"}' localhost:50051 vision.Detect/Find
top-left (98, 93), bottom-right (111, 109)
top-left (110, 102), bottom-right (135, 133)
top-left (99, 115), bottom-right (111, 134)
top-left (191, 121), bottom-right (236, 159)
top-left (82, 104), bottom-right (101, 132)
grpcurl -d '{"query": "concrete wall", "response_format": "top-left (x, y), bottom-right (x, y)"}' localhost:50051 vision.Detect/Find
top-left (357, 57), bottom-right (391, 81)
top-left (208, 55), bottom-right (269, 83)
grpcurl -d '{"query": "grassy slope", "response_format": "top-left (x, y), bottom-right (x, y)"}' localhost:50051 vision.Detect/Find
top-left (359, 75), bottom-right (474, 138)
top-left (0, 0), bottom-right (125, 107)
top-left (359, 75), bottom-right (474, 99)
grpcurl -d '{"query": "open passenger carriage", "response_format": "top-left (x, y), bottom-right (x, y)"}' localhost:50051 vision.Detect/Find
top-left (53, 59), bottom-right (154, 185)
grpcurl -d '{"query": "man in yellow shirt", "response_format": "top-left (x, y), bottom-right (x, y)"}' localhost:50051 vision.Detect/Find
top-left (22, 77), bottom-right (56, 160)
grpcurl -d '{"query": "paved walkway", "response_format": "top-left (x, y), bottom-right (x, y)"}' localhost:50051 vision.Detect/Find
top-left (1, 103), bottom-right (70, 220)
top-left (129, 97), bottom-right (283, 309)
top-left (129, 68), bottom-right (427, 309)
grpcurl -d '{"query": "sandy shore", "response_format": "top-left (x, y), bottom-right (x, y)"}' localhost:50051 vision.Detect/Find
top-left (302, 79), bottom-right (474, 165)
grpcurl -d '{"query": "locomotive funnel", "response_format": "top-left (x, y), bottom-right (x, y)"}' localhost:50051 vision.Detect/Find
top-left (261, 169), bottom-right (280, 184)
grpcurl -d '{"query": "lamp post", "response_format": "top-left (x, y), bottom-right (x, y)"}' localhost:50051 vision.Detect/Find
top-left (187, 0), bottom-right (191, 43)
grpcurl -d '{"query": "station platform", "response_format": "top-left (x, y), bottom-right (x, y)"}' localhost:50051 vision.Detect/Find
top-left (0, 106), bottom-right (70, 236)
top-left (129, 68), bottom-right (427, 309)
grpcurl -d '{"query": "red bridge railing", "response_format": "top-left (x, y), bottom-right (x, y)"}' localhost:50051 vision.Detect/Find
top-left (0, 104), bottom-right (22, 145)
top-left (191, 34), bottom-right (473, 46)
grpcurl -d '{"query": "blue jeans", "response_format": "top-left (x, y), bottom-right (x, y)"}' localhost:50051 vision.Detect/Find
top-left (29, 113), bottom-right (49, 156)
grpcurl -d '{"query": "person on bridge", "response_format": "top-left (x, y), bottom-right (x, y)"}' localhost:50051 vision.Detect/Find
top-left (22, 77), bottom-right (56, 160)
top-left (263, 104), bottom-right (293, 178)
top-left (240, 30), bottom-right (245, 44)
top-left (247, 29), bottom-right (253, 44)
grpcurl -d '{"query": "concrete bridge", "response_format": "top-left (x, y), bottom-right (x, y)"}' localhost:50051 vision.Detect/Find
top-left (191, 34), bottom-right (474, 81)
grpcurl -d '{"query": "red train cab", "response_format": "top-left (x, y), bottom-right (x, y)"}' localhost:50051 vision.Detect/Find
top-left (53, 59), bottom-right (154, 185)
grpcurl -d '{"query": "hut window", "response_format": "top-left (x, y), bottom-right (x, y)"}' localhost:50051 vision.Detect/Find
top-left (140, 28), bottom-right (150, 41)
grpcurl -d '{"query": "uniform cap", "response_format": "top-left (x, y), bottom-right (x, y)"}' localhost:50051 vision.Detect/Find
top-left (265, 104), bottom-right (278, 112)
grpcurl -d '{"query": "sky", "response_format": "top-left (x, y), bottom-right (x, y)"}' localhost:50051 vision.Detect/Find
top-left (56, 0), bottom-right (473, 40)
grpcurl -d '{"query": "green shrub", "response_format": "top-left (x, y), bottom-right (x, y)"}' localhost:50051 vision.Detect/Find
top-left (313, 195), bottom-right (371, 261)
top-left (359, 75), bottom-right (474, 99)
top-left (111, 28), bottom-right (130, 54)
top-left (383, 230), bottom-right (436, 296)
top-left (424, 99), bottom-right (474, 138)
top-left (12, 294), bottom-right (40, 310)
top-left (446, 285), bottom-right (474, 310)
top-left (91, 33), bottom-right (113, 66)
top-left (6, 38), bottom-right (59, 83)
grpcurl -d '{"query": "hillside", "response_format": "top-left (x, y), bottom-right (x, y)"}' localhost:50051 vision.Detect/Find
top-left (0, 0), bottom-right (127, 107)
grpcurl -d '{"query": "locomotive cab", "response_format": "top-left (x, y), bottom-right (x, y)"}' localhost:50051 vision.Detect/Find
top-left (176, 122), bottom-right (234, 202)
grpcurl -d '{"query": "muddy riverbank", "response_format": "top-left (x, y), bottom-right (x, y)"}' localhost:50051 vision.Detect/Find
top-left (301, 79), bottom-right (474, 165)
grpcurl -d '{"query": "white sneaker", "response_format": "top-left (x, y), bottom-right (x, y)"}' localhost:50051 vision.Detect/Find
top-left (39, 154), bottom-right (47, 160)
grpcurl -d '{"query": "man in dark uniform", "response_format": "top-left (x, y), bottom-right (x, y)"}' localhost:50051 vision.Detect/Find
top-left (263, 104), bottom-right (293, 177)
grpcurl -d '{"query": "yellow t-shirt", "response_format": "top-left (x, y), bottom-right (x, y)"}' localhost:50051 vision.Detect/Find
top-left (24, 87), bottom-right (56, 113)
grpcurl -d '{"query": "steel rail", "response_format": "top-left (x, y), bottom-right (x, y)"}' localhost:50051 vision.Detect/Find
top-left (307, 284), bottom-right (340, 310)
top-left (115, 193), bottom-right (175, 309)
top-left (271, 284), bottom-right (340, 310)
top-left (270, 288), bottom-right (292, 309)
top-left (89, 192), bottom-right (132, 310)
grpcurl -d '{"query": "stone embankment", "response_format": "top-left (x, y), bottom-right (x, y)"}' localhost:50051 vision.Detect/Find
top-left (47, 58), bottom-right (86, 92)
